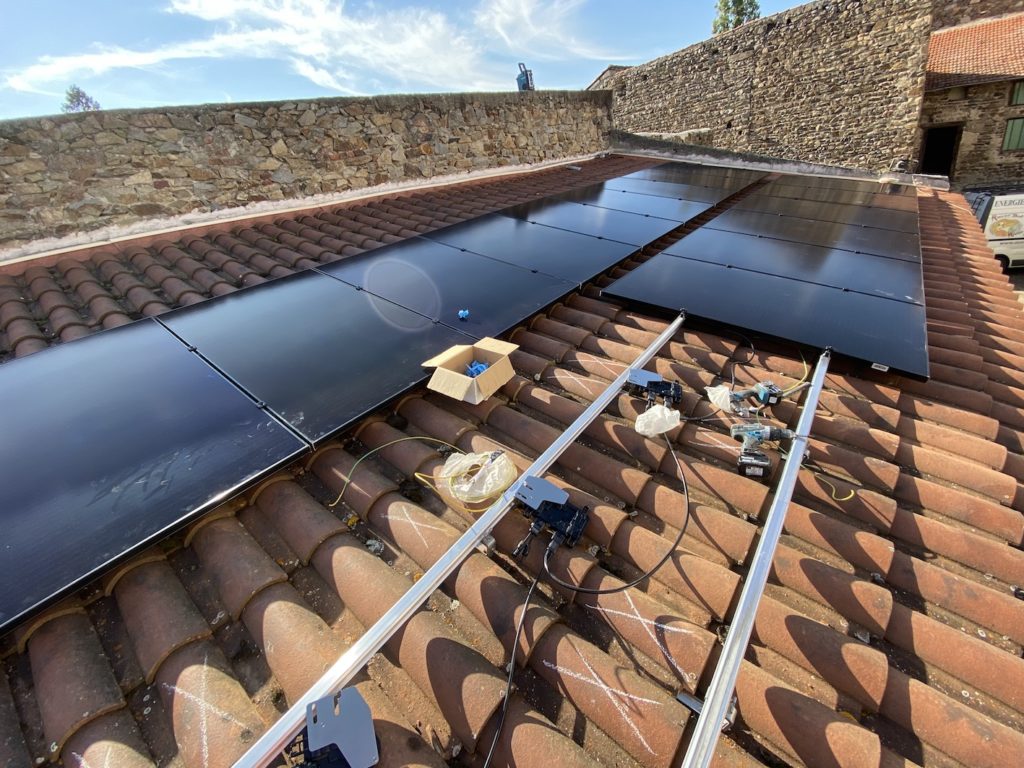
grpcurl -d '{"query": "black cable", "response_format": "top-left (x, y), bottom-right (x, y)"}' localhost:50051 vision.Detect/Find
top-left (542, 436), bottom-right (691, 596)
top-left (481, 573), bottom-right (542, 768)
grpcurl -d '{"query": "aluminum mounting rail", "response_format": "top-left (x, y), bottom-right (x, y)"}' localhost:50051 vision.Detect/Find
top-left (679, 347), bottom-right (831, 768)
top-left (234, 312), bottom-right (685, 767)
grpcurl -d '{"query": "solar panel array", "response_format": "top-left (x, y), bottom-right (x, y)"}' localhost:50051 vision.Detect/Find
top-left (603, 166), bottom-right (929, 379)
top-left (0, 171), bottom-right (720, 632)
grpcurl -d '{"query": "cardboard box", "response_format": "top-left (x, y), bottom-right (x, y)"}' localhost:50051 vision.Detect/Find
top-left (422, 338), bottom-right (519, 404)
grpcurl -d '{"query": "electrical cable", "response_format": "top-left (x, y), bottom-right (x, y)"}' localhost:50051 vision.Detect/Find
top-left (541, 434), bottom-right (691, 596)
top-left (327, 436), bottom-right (461, 508)
top-left (480, 573), bottom-right (542, 768)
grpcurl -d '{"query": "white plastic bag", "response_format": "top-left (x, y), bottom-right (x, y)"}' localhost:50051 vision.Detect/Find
top-left (438, 450), bottom-right (517, 503)
top-left (704, 384), bottom-right (733, 413)
top-left (635, 403), bottom-right (681, 437)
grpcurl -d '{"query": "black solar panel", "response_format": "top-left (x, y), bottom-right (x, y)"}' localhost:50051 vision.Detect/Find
top-left (0, 319), bottom-right (306, 633)
top-left (550, 182), bottom-right (716, 218)
top-left (422, 213), bottom-right (640, 282)
top-left (161, 270), bottom-right (471, 444)
top-left (602, 252), bottom-right (929, 377)
top-left (622, 162), bottom-right (766, 189)
top-left (733, 195), bottom-right (919, 233)
top-left (317, 236), bottom-right (574, 336)
top-left (662, 229), bottom-right (924, 304)
top-left (600, 177), bottom-right (736, 204)
top-left (602, 167), bottom-right (928, 378)
top-left (706, 209), bottom-right (921, 262)
top-left (500, 199), bottom-right (682, 246)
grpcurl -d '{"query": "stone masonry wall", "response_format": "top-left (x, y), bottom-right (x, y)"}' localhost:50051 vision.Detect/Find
top-left (0, 91), bottom-right (611, 247)
top-left (921, 82), bottom-right (1024, 187)
top-left (931, 0), bottom-right (1024, 29)
top-left (594, 0), bottom-right (932, 171)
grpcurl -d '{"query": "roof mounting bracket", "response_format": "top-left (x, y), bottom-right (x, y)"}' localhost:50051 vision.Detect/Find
top-left (233, 312), bottom-right (686, 768)
top-left (303, 688), bottom-right (379, 767)
top-left (676, 691), bottom-right (736, 732)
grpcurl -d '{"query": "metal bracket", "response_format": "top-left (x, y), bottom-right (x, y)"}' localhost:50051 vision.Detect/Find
top-left (676, 691), bottom-right (736, 732)
top-left (625, 370), bottom-right (684, 407)
top-left (515, 475), bottom-right (569, 509)
top-left (512, 475), bottom-right (590, 558)
top-left (305, 689), bottom-right (378, 767)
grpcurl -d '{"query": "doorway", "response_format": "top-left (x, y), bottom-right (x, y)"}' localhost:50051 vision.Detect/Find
top-left (920, 125), bottom-right (963, 179)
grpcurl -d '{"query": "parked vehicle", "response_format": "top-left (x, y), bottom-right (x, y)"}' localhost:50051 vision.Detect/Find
top-left (966, 191), bottom-right (1024, 271)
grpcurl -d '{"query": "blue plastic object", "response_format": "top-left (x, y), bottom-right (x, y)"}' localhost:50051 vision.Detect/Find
top-left (457, 309), bottom-right (470, 320)
top-left (466, 360), bottom-right (489, 378)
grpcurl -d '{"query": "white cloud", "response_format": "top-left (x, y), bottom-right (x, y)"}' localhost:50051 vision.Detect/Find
top-left (2, 0), bottom-right (624, 103)
top-left (473, 0), bottom-right (633, 61)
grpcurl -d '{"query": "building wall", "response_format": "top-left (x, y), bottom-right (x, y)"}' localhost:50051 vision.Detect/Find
top-left (593, 0), bottom-right (932, 172)
top-left (921, 81), bottom-right (1024, 186)
top-left (931, 0), bottom-right (1024, 29)
top-left (0, 91), bottom-right (612, 247)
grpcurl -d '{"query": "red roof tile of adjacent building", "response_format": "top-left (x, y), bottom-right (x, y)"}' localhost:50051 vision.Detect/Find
top-left (926, 11), bottom-right (1024, 90)
top-left (1, 156), bottom-right (1024, 768)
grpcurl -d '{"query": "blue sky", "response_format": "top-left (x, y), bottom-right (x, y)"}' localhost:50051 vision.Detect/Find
top-left (1, 0), bottom-right (802, 120)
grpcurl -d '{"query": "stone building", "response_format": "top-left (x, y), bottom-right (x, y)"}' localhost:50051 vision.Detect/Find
top-left (920, 12), bottom-right (1024, 186)
top-left (588, 0), bottom-right (1024, 187)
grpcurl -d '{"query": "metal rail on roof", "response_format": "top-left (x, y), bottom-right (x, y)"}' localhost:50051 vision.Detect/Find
top-left (234, 312), bottom-right (686, 767)
top-left (679, 348), bottom-right (831, 768)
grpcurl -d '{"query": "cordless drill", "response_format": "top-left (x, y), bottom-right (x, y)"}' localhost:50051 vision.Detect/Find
top-left (729, 424), bottom-right (795, 479)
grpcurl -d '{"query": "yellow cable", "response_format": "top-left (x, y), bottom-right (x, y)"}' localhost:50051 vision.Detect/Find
top-left (327, 436), bottom-right (462, 509)
top-left (782, 349), bottom-right (810, 396)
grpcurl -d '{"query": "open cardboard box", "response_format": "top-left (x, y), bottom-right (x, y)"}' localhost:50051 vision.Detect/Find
top-left (422, 338), bottom-right (519, 404)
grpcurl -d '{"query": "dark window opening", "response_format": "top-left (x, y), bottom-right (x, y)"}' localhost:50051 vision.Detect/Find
top-left (1004, 118), bottom-right (1024, 151)
top-left (920, 125), bottom-right (962, 178)
top-left (1011, 80), bottom-right (1024, 106)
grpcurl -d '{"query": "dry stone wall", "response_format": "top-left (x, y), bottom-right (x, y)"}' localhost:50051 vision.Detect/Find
top-left (921, 83), bottom-right (1024, 187)
top-left (0, 91), bottom-right (611, 247)
top-left (595, 0), bottom-right (932, 172)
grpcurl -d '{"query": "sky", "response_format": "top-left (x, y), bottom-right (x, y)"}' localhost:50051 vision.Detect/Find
top-left (0, 0), bottom-right (803, 120)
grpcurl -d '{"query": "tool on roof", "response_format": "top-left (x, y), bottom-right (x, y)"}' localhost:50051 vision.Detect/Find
top-left (730, 423), bottom-right (795, 479)
top-left (234, 314), bottom-right (686, 768)
top-left (511, 476), bottom-right (590, 558)
top-left (516, 62), bottom-right (535, 91)
top-left (300, 688), bottom-right (378, 767)
top-left (681, 349), bottom-right (831, 768)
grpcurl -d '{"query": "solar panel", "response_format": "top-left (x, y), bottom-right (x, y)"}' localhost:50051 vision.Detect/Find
top-left (317, 236), bottom-right (574, 336)
top-left (662, 229), bottom-right (924, 304)
top-left (0, 319), bottom-right (306, 633)
top-left (161, 270), bottom-right (470, 444)
top-left (549, 183), bottom-right (716, 218)
top-left (422, 213), bottom-right (640, 282)
top-left (623, 162), bottom-right (766, 189)
top-left (752, 177), bottom-right (919, 211)
top-left (706, 209), bottom-right (921, 262)
top-left (501, 199), bottom-right (681, 246)
top-left (602, 253), bottom-right (929, 377)
top-left (733, 195), bottom-right (919, 233)
top-left (599, 177), bottom-right (736, 204)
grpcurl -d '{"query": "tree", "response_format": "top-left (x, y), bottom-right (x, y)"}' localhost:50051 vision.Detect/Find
top-left (61, 85), bottom-right (101, 113)
top-left (713, 0), bottom-right (760, 34)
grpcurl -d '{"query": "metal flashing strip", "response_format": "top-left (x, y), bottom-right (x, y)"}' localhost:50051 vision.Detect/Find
top-left (233, 313), bottom-right (686, 768)
top-left (679, 348), bottom-right (832, 768)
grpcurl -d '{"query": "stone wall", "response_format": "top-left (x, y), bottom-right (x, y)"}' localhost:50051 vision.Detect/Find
top-left (0, 91), bottom-right (611, 247)
top-left (921, 82), bottom-right (1024, 187)
top-left (593, 0), bottom-right (932, 171)
top-left (931, 0), bottom-right (1024, 29)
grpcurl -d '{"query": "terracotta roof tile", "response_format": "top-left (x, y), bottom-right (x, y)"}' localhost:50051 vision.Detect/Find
top-left (3, 158), bottom-right (1024, 767)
